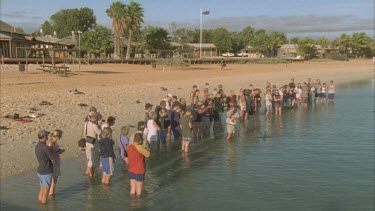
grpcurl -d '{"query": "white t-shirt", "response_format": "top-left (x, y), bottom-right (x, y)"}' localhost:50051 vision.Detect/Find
top-left (147, 120), bottom-right (158, 142)
top-left (226, 110), bottom-right (239, 125)
top-left (265, 93), bottom-right (272, 106)
top-left (296, 88), bottom-right (302, 98)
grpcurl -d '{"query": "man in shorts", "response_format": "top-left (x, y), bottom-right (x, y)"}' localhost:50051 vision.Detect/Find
top-left (84, 112), bottom-right (102, 177)
top-left (35, 129), bottom-right (54, 204)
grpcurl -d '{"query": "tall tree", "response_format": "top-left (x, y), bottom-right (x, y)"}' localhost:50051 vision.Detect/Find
top-left (333, 33), bottom-right (352, 54)
top-left (81, 25), bottom-right (113, 58)
top-left (290, 37), bottom-right (300, 44)
top-left (250, 30), bottom-right (272, 55)
top-left (139, 26), bottom-right (171, 52)
top-left (238, 26), bottom-right (255, 48)
top-left (297, 37), bottom-right (316, 58)
top-left (35, 8), bottom-right (96, 38)
top-left (211, 28), bottom-right (232, 52)
top-left (106, 1), bottom-right (127, 59)
top-left (125, 1), bottom-right (144, 59)
top-left (316, 36), bottom-right (330, 57)
top-left (269, 32), bottom-right (286, 57)
top-left (351, 32), bottom-right (374, 58)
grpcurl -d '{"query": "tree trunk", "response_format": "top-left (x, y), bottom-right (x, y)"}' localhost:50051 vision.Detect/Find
top-left (113, 32), bottom-right (118, 59)
top-left (126, 31), bottom-right (132, 59)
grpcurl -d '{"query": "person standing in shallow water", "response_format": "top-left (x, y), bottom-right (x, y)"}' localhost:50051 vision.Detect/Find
top-left (47, 129), bottom-right (65, 196)
top-left (328, 80), bottom-right (336, 102)
top-left (84, 112), bottom-right (102, 177)
top-left (35, 129), bottom-right (54, 204)
top-left (100, 128), bottom-right (116, 185)
top-left (226, 103), bottom-right (239, 140)
top-left (126, 133), bottom-right (150, 196)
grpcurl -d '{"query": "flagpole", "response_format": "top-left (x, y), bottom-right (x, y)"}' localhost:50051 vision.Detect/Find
top-left (200, 9), bottom-right (202, 60)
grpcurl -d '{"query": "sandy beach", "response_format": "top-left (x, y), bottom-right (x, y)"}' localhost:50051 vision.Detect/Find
top-left (0, 60), bottom-right (373, 181)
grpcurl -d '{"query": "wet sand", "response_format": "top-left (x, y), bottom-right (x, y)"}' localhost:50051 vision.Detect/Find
top-left (0, 60), bottom-right (373, 180)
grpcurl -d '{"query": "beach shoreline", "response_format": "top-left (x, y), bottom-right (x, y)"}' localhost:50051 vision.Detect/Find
top-left (0, 59), bottom-right (373, 181)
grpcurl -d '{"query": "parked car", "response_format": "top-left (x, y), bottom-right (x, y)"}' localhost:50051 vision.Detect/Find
top-left (222, 52), bottom-right (235, 57)
top-left (236, 51), bottom-right (248, 57)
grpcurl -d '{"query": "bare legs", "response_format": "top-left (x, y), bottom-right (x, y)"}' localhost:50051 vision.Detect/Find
top-left (86, 167), bottom-right (95, 177)
top-left (181, 141), bottom-right (190, 153)
top-left (38, 187), bottom-right (50, 204)
top-left (102, 173), bottom-right (112, 185)
top-left (227, 132), bottom-right (234, 141)
top-left (49, 176), bottom-right (58, 195)
top-left (130, 179), bottom-right (143, 196)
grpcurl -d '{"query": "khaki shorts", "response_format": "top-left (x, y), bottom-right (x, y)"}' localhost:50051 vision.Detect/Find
top-left (86, 142), bottom-right (100, 168)
top-left (227, 124), bottom-right (235, 134)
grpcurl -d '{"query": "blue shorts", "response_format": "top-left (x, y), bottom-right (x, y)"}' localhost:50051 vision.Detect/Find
top-left (159, 129), bottom-right (168, 141)
top-left (128, 172), bottom-right (145, 182)
top-left (172, 128), bottom-right (181, 141)
top-left (38, 173), bottom-right (52, 187)
top-left (101, 157), bottom-right (114, 175)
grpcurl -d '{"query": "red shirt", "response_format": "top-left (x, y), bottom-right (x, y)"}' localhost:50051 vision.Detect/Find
top-left (126, 145), bottom-right (149, 174)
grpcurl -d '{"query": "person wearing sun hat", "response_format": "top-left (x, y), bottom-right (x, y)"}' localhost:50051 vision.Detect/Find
top-left (35, 129), bottom-right (54, 204)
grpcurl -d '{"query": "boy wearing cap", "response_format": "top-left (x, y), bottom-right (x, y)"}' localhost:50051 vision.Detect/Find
top-left (35, 129), bottom-right (54, 204)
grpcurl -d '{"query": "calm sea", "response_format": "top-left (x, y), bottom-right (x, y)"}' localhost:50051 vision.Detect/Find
top-left (1, 79), bottom-right (374, 211)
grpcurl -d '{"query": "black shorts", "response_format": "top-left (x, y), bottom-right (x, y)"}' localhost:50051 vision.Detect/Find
top-left (213, 111), bottom-right (220, 122)
top-left (129, 172), bottom-right (145, 182)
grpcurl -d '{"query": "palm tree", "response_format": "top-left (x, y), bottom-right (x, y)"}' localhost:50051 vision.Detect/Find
top-left (125, 1), bottom-right (144, 59)
top-left (333, 33), bottom-right (352, 54)
top-left (316, 36), bottom-right (330, 57)
top-left (351, 32), bottom-right (374, 58)
top-left (106, 1), bottom-right (127, 59)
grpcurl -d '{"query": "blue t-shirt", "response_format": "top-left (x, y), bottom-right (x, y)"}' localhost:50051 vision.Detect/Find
top-left (35, 141), bottom-right (54, 175)
top-left (169, 110), bottom-right (180, 129)
top-left (100, 138), bottom-right (116, 159)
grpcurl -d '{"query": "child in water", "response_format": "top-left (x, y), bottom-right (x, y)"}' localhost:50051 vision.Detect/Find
top-left (100, 128), bottom-right (116, 185)
top-left (126, 133), bottom-right (150, 196)
top-left (181, 110), bottom-right (193, 152)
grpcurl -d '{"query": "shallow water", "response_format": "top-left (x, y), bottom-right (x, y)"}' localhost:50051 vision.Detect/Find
top-left (1, 80), bottom-right (374, 211)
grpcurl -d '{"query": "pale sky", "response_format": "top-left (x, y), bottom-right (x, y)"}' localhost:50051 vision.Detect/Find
top-left (1, 0), bottom-right (374, 39)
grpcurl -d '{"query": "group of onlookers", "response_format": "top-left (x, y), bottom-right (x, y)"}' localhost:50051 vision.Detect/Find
top-left (35, 77), bottom-right (336, 204)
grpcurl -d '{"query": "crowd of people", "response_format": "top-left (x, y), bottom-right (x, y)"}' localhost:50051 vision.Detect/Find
top-left (34, 77), bottom-right (336, 204)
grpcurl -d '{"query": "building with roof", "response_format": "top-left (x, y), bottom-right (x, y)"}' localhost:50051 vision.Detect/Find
top-left (277, 44), bottom-right (299, 58)
top-left (242, 45), bottom-right (265, 58)
top-left (185, 43), bottom-right (218, 58)
top-left (0, 20), bottom-right (37, 58)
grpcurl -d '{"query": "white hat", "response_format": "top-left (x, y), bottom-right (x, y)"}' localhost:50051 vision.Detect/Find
top-left (167, 93), bottom-right (173, 98)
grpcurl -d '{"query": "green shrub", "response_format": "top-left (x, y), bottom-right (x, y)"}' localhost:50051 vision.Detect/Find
top-left (328, 54), bottom-right (348, 61)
